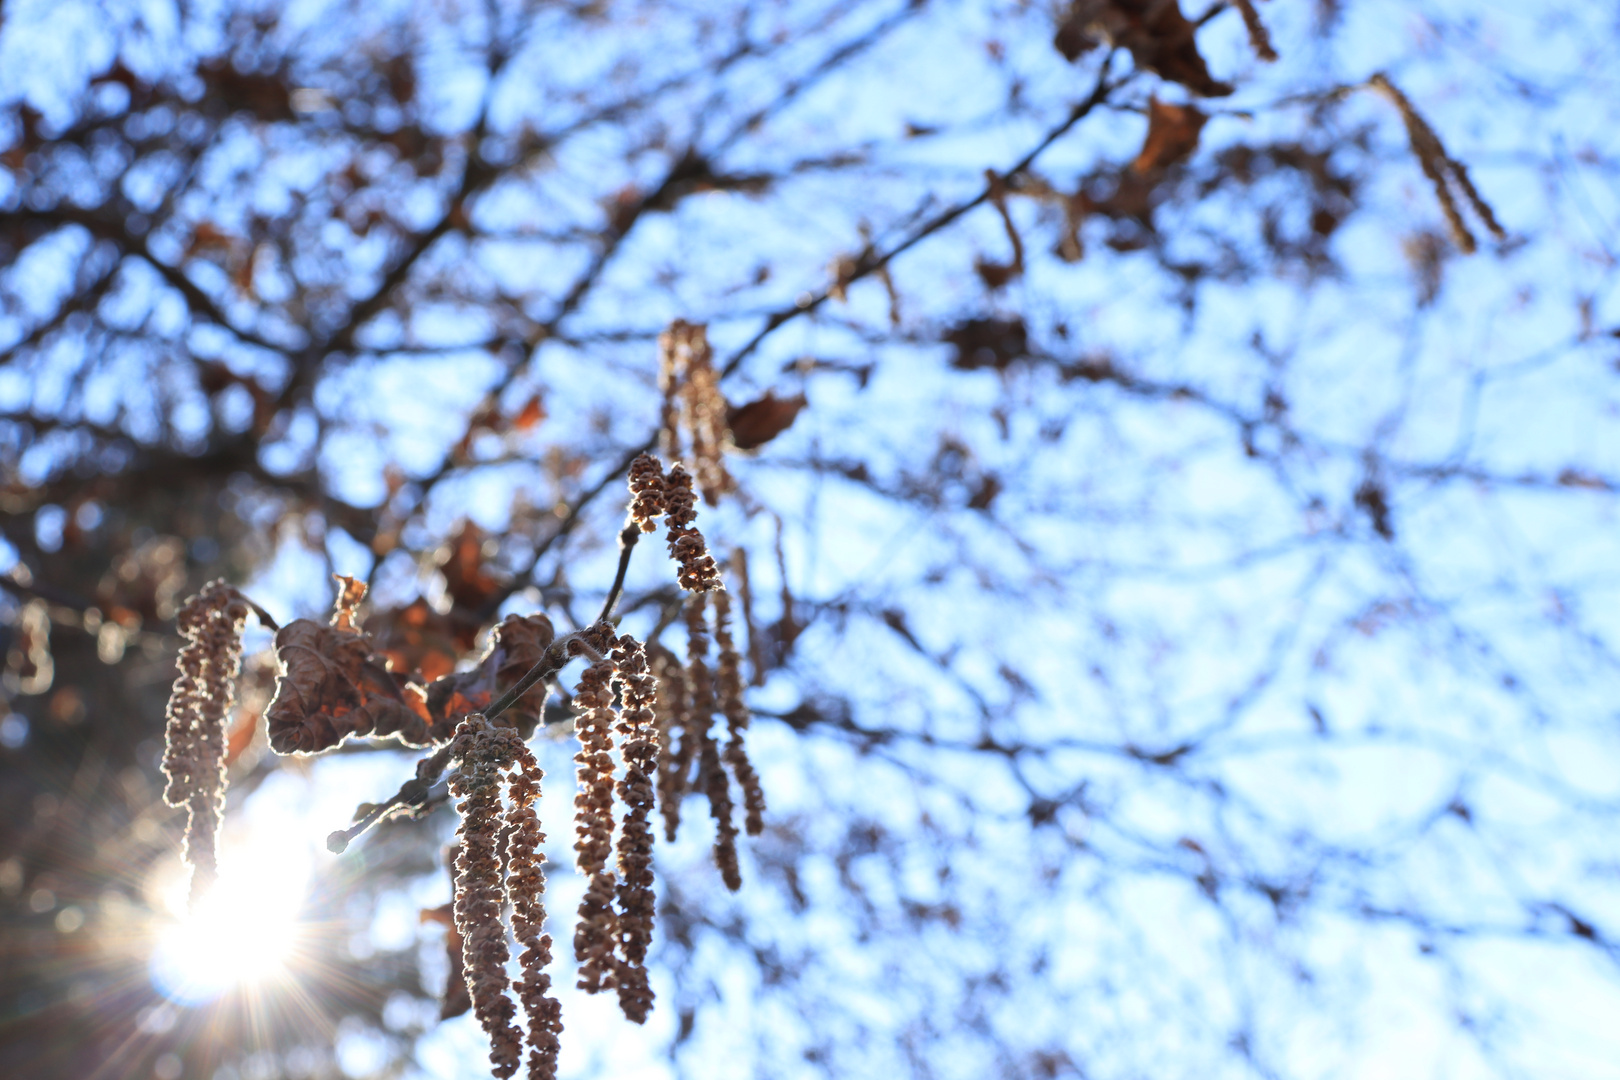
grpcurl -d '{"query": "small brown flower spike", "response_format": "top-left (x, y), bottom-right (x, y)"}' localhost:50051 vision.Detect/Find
top-left (1369, 73), bottom-right (1505, 255)
top-left (448, 713), bottom-right (563, 1080)
top-left (658, 320), bottom-right (735, 506)
top-left (626, 453), bottom-right (667, 532)
top-left (162, 580), bottom-right (250, 906)
top-left (610, 634), bottom-right (660, 1022)
top-left (569, 642), bottom-right (620, 994)
top-left (664, 464), bottom-right (722, 591)
top-left (713, 588), bottom-right (765, 836)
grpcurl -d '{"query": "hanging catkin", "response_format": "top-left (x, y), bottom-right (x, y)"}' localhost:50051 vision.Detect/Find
top-left (685, 594), bottom-right (740, 889)
top-left (1231, 0), bottom-right (1277, 62)
top-left (626, 453), bottom-right (668, 533)
top-left (611, 634), bottom-right (660, 1022)
top-left (650, 644), bottom-right (693, 842)
top-left (570, 644), bottom-right (620, 994)
top-left (161, 580), bottom-right (249, 906)
top-left (713, 588), bottom-right (765, 836)
top-left (1369, 73), bottom-right (1505, 255)
top-left (502, 733), bottom-right (563, 1080)
top-left (663, 464), bottom-right (722, 591)
top-left (657, 320), bottom-right (734, 505)
top-left (449, 716), bottom-right (524, 1078)
top-left (449, 713), bottom-right (564, 1080)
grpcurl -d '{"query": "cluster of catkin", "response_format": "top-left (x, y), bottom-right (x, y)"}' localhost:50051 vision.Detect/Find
top-left (154, 385), bottom-right (766, 1079)
top-left (448, 712), bottom-right (563, 1080)
top-left (657, 320), bottom-right (734, 506)
top-left (628, 450), bottom-right (764, 889)
top-left (652, 590), bottom-right (765, 892)
top-left (161, 579), bottom-right (249, 906)
top-left (1369, 73), bottom-right (1505, 255)
top-left (564, 627), bottom-right (662, 1022)
top-left (627, 451), bottom-right (721, 591)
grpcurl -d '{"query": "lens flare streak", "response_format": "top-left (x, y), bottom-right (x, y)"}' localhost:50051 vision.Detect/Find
top-left (149, 839), bottom-right (312, 1005)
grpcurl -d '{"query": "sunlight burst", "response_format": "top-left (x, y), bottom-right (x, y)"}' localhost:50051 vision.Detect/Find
top-left (149, 835), bottom-right (313, 1004)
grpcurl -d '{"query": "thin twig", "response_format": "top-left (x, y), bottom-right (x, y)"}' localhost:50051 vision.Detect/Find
top-left (721, 56), bottom-right (1121, 378)
top-left (597, 524), bottom-right (642, 625)
top-left (238, 597), bottom-right (281, 633)
top-left (327, 744), bottom-right (454, 853)
top-left (326, 632), bottom-right (585, 852)
top-left (483, 59), bottom-right (1125, 610)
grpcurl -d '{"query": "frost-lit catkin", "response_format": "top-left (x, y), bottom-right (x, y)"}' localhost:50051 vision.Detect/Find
top-left (1370, 73), bottom-right (1505, 254)
top-left (611, 634), bottom-right (659, 1023)
top-left (449, 714), bottom-right (563, 1080)
top-left (686, 595), bottom-right (741, 890)
top-left (713, 589), bottom-right (765, 836)
top-left (626, 453), bottom-right (668, 533)
top-left (1231, 0), bottom-right (1277, 62)
top-left (501, 734), bottom-right (563, 1080)
top-left (570, 647), bottom-right (619, 994)
top-left (449, 715), bottom-right (523, 1079)
top-left (650, 645), bottom-right (692, 843)
top-left (663, 465), bottom-right (721, 591)
top-left (161, 580), bottom-right (248, 906)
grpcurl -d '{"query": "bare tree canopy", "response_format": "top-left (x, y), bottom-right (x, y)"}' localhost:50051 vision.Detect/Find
top-left (1, 1), bottom-right (1618, 1079)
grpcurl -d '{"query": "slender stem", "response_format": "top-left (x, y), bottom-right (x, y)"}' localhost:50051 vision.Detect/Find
top-left (597, 524), bottom-right (642, 625)
top-left (326, 743), bottom-right (453, 852)
top-left (238, 595), bottom-right (281, 633)
top-left (479, 61), bottom-right (1127, 615)
top-left (326, 629), bottom-right (602, 853)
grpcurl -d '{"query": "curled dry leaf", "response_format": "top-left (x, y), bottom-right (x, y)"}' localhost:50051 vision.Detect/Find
top-left (1131, 98), bottom-right (1206, 175)
top-left (512, 394), bottom-right (546, 431)
top-left (368, 598), bottom-right (473, 684)
top-left (426, 614), bottom-right (558, 739)
top-left (1053, 0), bottom-right (1232, 98)
top-left (441, 521), bottom-right (504, 611)
top-left (726, 391), bottom-right (808, 451)
top-left (264, 617), bottom-right (435, 753)
top-left (267, 575), bottom-right (557, 754)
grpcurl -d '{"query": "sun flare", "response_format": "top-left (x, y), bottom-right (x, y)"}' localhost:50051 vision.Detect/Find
top-left (149, 835), bottom-right (313, 1005)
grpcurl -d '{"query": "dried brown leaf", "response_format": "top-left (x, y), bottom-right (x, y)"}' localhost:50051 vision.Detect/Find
top-left (1131, 98), bottom-right (1207, 175)
top-left (726, 392), bottom-right (808, 451)
top-left (264, 617), bottom-right (434, 753)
